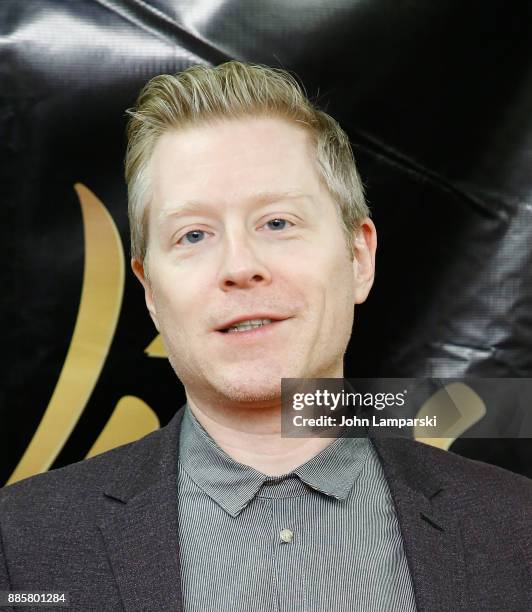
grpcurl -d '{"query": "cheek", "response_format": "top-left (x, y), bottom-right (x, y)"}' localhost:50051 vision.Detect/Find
top-left (151, 273), bottom-right (201, 334)
top-left (321, 256), bottom-right (356, 322)
top-left (275, 245), bottom-right (353, 307)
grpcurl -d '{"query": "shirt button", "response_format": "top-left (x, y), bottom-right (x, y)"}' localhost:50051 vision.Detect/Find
top-left (280, 528), bottom-right (294, 543)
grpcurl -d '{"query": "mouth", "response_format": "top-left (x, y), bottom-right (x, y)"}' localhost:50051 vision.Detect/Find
top-left (215, 316), bottom-right (290, 335)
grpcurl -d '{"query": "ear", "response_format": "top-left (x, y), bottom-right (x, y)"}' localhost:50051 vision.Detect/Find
top-left (352, 218), bottom-right (377, 304)
top-left (131, 258), bottom-right (160, 331)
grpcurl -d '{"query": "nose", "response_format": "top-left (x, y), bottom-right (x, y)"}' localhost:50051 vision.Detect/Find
top-left (217, 230), bottom-right (272, 291)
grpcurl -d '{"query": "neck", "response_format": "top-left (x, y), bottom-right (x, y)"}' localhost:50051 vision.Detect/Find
top-left (185, 392), bottom-right (336, 476)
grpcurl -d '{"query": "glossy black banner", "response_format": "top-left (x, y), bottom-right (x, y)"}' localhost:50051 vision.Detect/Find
top-left (3, 1), bottom-right (532, 483)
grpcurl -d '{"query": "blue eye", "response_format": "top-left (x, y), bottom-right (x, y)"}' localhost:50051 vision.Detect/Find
top-left (266, 218), bottom-right (289, 230)
top-left (180, 230), bottom-right (205, 245)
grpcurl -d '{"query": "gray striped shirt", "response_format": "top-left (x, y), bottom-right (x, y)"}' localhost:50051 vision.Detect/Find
top-left (177, 405), bottom-right (417, 611)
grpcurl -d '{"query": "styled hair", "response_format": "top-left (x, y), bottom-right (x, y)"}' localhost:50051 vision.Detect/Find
top-left (125, 61), bottom-right (369, 267)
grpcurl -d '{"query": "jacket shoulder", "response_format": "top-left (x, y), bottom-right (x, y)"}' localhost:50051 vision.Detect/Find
top-left (373, 435), bottom-right (532, 504)
top-left (0, 426), bottom-right (164, 511)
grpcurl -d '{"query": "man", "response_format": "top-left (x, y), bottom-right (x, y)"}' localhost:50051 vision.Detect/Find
top-left (1, 61), bottom-right (531, 611)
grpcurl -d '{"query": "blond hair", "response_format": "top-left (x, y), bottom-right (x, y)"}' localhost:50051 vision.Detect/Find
top-left (125, 61), bottom-right (368, 265)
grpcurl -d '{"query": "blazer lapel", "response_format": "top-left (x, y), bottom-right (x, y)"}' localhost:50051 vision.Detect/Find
top-left (97, 407), bottom-right (186, 612)
top-left (370, 435), bottom-right (467, 612)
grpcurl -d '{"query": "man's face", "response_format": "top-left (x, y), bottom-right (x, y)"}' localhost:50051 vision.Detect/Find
top-left (132, 116), bottom-right (376, 405)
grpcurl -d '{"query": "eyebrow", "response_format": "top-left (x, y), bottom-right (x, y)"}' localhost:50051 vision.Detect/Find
top-left (156, 191), bottom-right (313, 226)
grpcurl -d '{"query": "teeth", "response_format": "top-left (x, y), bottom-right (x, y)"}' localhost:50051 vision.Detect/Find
top-left (227, 318), bottom-right (273, 333)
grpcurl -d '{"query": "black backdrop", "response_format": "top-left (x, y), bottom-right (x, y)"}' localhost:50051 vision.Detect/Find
top-left (3, 0), bottom-right (532, 485)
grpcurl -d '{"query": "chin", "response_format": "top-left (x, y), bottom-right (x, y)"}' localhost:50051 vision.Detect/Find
top-left (219, 385), bottom-right (280, 404)
top-left (213, 363), bottom-right (296, 403)
top-left (218, 377), bottom-right (283, 403)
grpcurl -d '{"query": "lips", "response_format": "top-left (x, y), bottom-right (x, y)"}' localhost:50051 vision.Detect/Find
top-left (215, 314), bottom-right (289, 333)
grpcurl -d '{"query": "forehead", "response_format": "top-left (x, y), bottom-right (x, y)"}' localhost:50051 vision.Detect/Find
top-left (148, 116), bottom-right (323, 210)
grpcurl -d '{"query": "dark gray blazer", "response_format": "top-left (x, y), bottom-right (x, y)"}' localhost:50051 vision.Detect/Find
top-left (1, 406), bottom-right (531, 611)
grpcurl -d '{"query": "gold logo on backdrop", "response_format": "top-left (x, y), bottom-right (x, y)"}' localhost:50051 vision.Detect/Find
top-left (7, 184), bottom-right (161, 485)
top-left (7, 184), bottom-right (485, 485)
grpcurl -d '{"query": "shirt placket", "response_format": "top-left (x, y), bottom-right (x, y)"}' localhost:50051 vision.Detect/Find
top-left (262, 479), bottom-right (308, 612)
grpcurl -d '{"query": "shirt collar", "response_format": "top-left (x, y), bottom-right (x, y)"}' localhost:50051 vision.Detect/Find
top-left (178, 404), bottom-right (370, 517)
